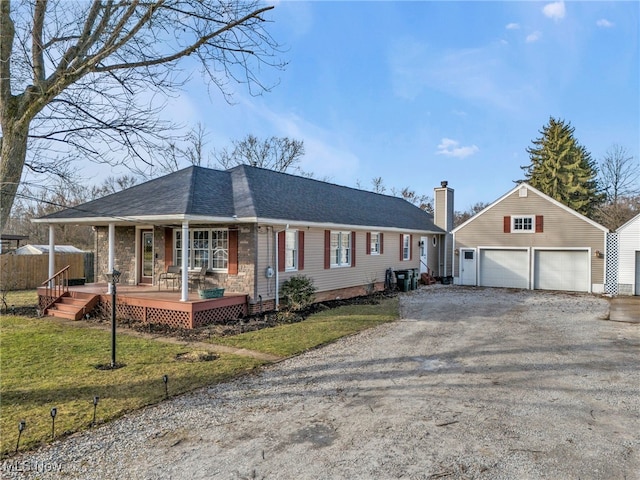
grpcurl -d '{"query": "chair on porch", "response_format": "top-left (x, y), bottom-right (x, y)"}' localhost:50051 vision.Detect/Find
top-left (187, 266), bottom-right (207, 291)
top-left (158, 265), bottom-right (181, 290)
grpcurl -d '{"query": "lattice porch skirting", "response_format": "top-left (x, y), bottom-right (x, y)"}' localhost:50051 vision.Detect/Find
top-left (99, 294), bottom-right (248, 329)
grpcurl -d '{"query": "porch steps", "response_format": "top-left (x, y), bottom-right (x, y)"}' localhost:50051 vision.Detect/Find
top-left (45, 292), bottom-right (100, 321)
top-left (421, 273), bottom-right (437, 285)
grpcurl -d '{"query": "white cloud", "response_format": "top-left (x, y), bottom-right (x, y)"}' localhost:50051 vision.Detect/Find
top-left (436, 138), bottom-right (479, 158)
top-left (543, 1), bottom-right (566, 21)
top-left (526, 31), bottom-right (541, 43)
top-left (596, 18), bottom-right (614, 28)
top-left (506, 23), bottom-right (520, 30)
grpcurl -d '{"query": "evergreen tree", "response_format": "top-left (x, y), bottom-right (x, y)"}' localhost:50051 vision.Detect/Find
top-left (522, 117), bottom-right (603, 217)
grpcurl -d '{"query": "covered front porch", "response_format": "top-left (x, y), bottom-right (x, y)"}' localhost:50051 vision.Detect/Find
top-left (38, 283), bottom-right (249, 329)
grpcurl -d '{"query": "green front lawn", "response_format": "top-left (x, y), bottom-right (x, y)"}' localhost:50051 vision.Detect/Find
top-left (0, 291), bottom-right (398, 457)
top-left (0, 315), bottom-right (263, 457)
top-left (212, 298), bottom-right (399, 357)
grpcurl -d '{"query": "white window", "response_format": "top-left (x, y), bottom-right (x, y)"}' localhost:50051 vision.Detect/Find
top-left (512, 216), bottom-right (534, 232)
top-left (331, 231), bottom-right (351, 267)
top-left (370, 232), bottom-right (380, 255)
top-left (285, 230), bottom-right (298, 271)
top-left (175, 229), bottom-right (228, 271)
top-left (402, 234), bottom-right (411, 261)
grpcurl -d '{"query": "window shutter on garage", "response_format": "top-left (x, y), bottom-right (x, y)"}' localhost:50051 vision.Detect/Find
top-left (380, 233), bottom-right (384, 254)
top-left (399, 234), bottom-right (403, 260)
top-left (324, 230), bottom-right (331, 269)
top-left (535, 215), bottom-right (544, 233)
top-left (228, 229), bottom-right (239, 275)
top-left (366, 232), bottom-right (371, 255)
top-left (277, 231), bottom-right (285, 272)
top-left (298, 231), bottom-right (305, 271)
top-left (503, 216), bottom-right (511, 233)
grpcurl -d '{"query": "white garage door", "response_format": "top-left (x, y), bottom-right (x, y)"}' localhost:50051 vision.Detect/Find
top-left (479, 249), bottom-right (529, 289)
top-left (534, 250), bottom-right (589, 292)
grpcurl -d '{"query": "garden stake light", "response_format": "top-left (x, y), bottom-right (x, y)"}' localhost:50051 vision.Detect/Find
top-left (163, 374), bottom-right (169, 399)
top-left (51, 407), bottom-right (57, 439)
top-left (16, 420), bottom-right (25, 453)
top-left (92, 396), bottom-right (99, 426)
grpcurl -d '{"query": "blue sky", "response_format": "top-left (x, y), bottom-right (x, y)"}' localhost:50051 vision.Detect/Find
top-left (139, 1), bottom-right (639, 212)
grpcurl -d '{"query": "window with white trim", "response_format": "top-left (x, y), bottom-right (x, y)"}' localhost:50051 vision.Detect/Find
top-left (285, 230), bottom-right (298, 271)
top-left (175, 228), bottom-right (228, 270)
top-left (331, 231), bottom-right (351, 267)
top-left (370, 232), bottom-right (380, 255)
top-left (402, 234), bottom-right (411, 261)
top-left (512, 215), bottom-right (534, 232)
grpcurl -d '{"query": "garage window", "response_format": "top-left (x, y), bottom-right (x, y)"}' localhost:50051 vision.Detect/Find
top-left (513, 216), bottom-right (534, 232)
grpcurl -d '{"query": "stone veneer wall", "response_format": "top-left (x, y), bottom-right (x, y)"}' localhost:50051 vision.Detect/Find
top-left (95, 226), bottom-right (137, 285)
top-left (155, 224), bottom-right (257, 296)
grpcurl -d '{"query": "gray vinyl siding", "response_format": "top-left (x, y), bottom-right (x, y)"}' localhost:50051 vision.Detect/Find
top-left (255, 225), bottom-right (436, 301)
top-left (454, 189), bottom-right (606, 285)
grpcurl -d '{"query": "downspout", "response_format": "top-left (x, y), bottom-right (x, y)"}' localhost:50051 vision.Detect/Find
top-left (274, 224), bottom-right (289, 311)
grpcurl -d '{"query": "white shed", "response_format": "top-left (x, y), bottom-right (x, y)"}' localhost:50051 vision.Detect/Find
top-left (616, 214), bottom-right (640, 296)
top-left (13, 244), bottom-right (85, 255)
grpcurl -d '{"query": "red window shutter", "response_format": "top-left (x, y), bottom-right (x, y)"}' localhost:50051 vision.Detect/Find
top-left (535, 215), bottom-right (544, 233)
top-left (298, 231), bottom-right (305, 271)
top-left (164, 228), bottom-right (173, 264)
top-left (351, 231), bottom-right (356, 267)
top-left (228, 229), bottom-right (238, 275)
top-left (366, 232), bottom-right (371, 255)
top-left (278, 231), bottom-right (285, 272)
top-left (380, 233), bottom-right (384, 254)
top-left (410, 234), bottom-right (413, 260)
top-left (324, 230), bottom-right (331, 269)
top-left (399, 234), bottom-right (403, 261)
top-left (504, 216), bottom-right (511, 233)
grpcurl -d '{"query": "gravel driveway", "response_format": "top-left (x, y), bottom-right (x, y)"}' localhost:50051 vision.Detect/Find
top-left (3, 286), bottom-right (639, 479)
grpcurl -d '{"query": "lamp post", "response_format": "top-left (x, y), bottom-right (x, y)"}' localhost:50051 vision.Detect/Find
top-left (105, 269), bottom-right (121, 367)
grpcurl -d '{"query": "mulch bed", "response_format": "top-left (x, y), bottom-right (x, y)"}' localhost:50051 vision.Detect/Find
top-left (89, 290), bottom-right (398, 342)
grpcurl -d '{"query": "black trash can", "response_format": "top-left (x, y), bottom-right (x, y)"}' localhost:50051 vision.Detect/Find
top-left (411, 269), bottom-right (419, 290)
top-left (395, 271), bottom-right (409, 292)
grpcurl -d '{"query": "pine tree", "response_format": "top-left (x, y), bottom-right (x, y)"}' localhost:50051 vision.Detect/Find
top-left (522, 117), bottom-right (603, 217)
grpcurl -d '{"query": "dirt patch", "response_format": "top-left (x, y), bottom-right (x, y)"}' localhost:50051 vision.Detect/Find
top-left (4, 286), bottom-right (639, 480)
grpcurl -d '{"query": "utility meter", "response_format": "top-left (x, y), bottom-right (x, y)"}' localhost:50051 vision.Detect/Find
top-left (265, 266), bottom-right (274, 278)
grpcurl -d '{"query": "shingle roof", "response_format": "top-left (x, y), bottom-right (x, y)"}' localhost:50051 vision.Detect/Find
top-left (41, 165), bottom-right (443, 232)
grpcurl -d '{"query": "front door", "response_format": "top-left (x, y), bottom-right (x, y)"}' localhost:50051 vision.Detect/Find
top-left (139, 230), bottom-right (154, 285)
top-left (460, 249), bottom-right (477, 286)
top-left (419, 236), bottom-right (429, 274)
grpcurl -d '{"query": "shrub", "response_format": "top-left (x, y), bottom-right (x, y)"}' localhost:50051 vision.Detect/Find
top-left (280, 275), bottom-right (317, 312)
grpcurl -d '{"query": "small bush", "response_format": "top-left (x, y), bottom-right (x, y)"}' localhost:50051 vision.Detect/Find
top-left (280, 275), bottom-right (317, 312)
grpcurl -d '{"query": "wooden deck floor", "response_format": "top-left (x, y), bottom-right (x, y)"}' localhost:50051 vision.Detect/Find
top-left (38, 283), bottom-right (249, 329)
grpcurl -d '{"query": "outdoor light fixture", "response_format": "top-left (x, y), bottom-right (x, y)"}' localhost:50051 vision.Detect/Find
top-left (16, 420), bottom-right (26, 453)
top-left (106, 269), bottom-right (121, 367)
top-left (51, 407), bottom-right (57, 439)
top-left (92, 396), bottom-right (100, 426)
top-left (163, 374), bottom-right (169, 399)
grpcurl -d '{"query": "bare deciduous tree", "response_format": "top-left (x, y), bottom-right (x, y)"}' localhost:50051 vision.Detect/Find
top-left (595, 145), bottom-right (640, 229)
top-left (0, 0), bottom-right (284, 232)
top-left (214, 134), bottom-right (305, 172)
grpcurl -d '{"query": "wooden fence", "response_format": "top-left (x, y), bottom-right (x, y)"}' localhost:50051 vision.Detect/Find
top-left (0, 253), bottom-right (90, 290)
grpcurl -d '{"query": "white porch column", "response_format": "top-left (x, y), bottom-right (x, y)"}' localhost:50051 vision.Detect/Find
top-left (107, 223), bottom-right (115, 294)
top-left (181, 221), bottom-right (189, 302)
top-left (48, 225), bottom-right (55, 281)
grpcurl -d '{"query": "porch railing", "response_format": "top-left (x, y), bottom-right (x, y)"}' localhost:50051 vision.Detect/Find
top-left (41, 265), bottom-right (70, 312)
